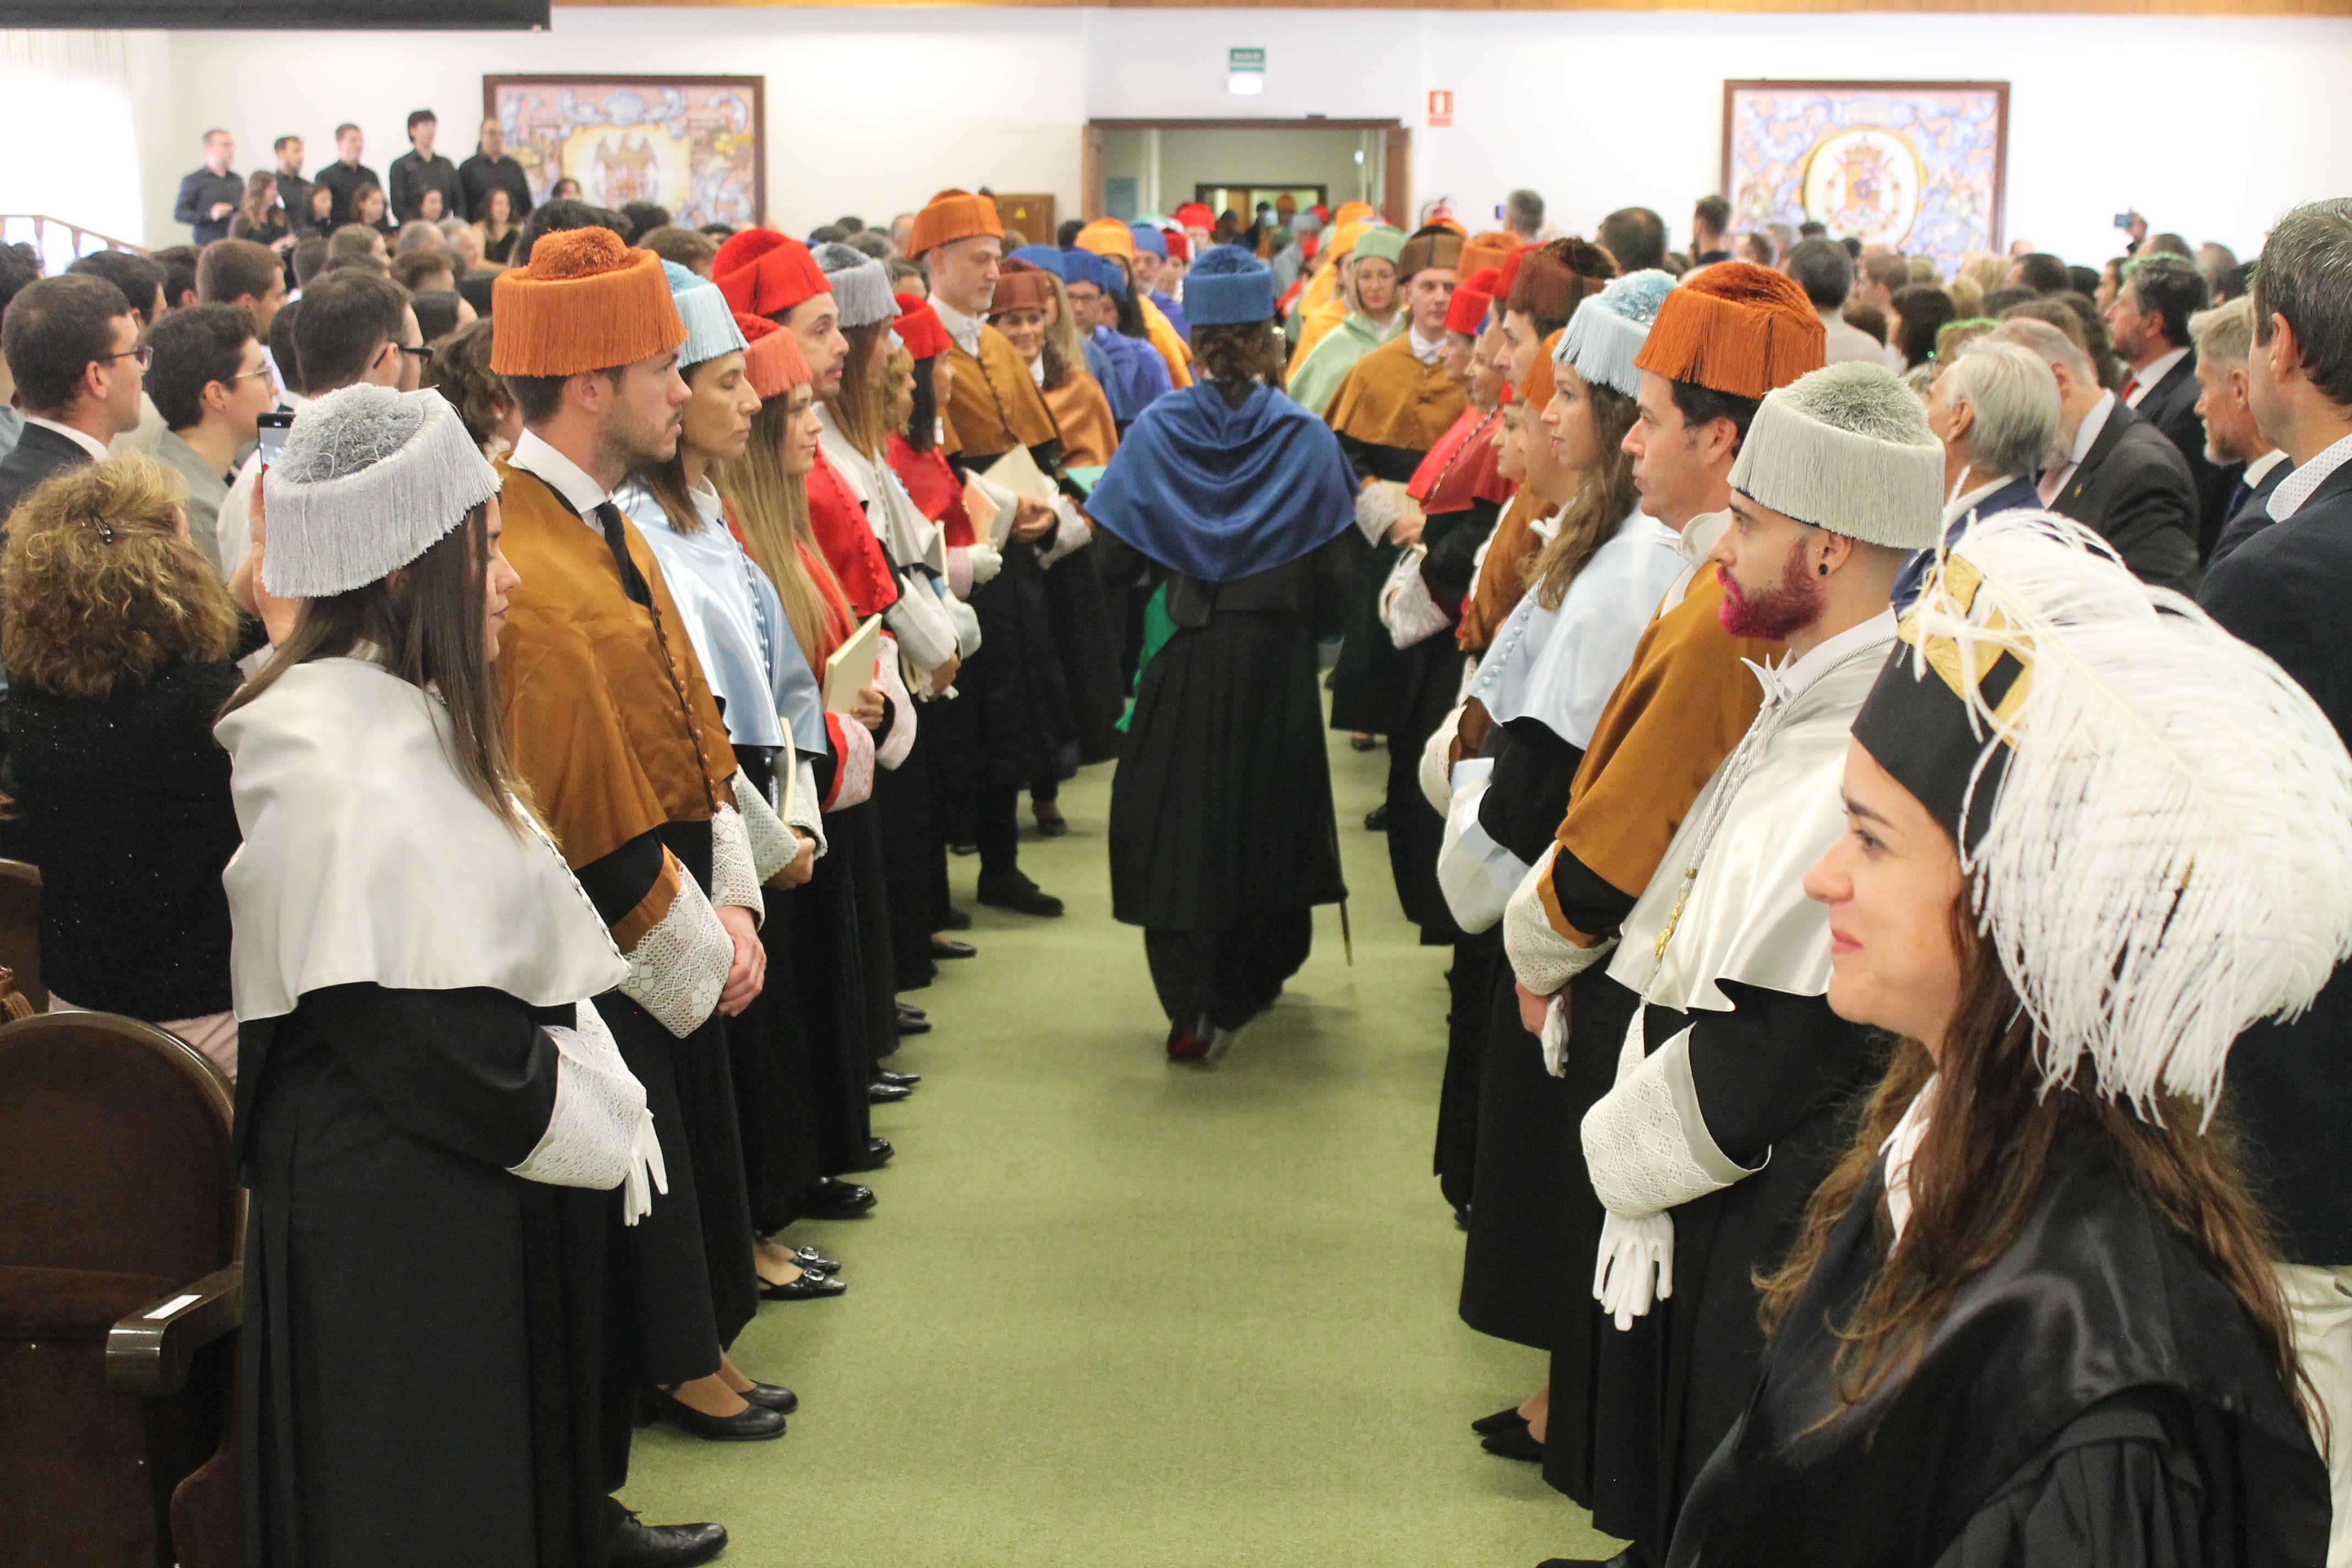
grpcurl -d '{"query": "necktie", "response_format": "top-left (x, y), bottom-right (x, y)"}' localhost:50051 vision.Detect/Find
top-left (592, 500), bottom-right (654, 608)
top-left (2225, 478), bottom-right (2252, 519)
top-left (2121, 375), bottom-right (2139, 403)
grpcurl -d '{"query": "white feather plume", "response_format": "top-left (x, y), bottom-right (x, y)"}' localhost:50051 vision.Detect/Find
top-left (1903, 508), bottom-right (2352, 1116)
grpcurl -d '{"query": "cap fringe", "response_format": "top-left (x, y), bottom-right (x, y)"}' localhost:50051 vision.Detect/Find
top-left (263, 385), bottom-right (500, 597)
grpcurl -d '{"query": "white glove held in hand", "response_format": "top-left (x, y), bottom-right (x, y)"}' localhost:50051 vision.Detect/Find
top-left (1593, 1210), bottom-right (1675, 1330)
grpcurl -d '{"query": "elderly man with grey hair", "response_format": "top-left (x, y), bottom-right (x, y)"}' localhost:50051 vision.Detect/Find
top-left (1990, 313), bottom-right (2201, 591)
top-left (2191, 293), bottom-right (2294, 565)
top-left (1891, 338), bottom-right (2059, 605)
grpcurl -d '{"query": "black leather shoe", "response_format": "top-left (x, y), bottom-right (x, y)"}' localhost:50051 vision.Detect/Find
top-left (977, 869), bottom-right (1064, 917)
top-left (1482, 1423), bottom-right (1544, 1462)
top-left (859, 1136), bottom-right (894, 1168)
top-left (740, 1381), bottom-right (798, 1414)
top-left (761, 1268), bottom-right (847, 1301)
top-left (898, 1000), bottom-right (927, 1020)
top-left (773, 1243), bottom-right (839, 1274)
top-left (949, 841), bottom-right (978, 857)
top-left (1363, 803), bottom-right (1389, 831)
top-left (651, 1390), bottom-right (786, 1442)
top-left (1033, 810), bottom-right (1069, 838)
top-left (609, 1510), bottom-right (728, 1568)
top-left (940, 906), bottom-right (972, 930)
top-left (1349, 733), bottom-right (1379, 752)
top-left (876, 1069), bottom-right (921, 1089)
top-left (1471, 1406), bottom-right (1527, 1436)
top-left (930, 937), bottom-right (977, 960)
top-left (802, 1178), bottom-right (875, 1218)
top-left (895, 1008), bottom-right (933, 1036)
top-left (868, 1080), bottom-right (913, 1103)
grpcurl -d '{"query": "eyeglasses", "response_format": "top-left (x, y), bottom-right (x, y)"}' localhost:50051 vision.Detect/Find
top-left (398, 344), bottom-right (432, 361)
top-left (229, 366), bottom-right (274, 383)
top-left (101, 346), bottom-right (154, 370)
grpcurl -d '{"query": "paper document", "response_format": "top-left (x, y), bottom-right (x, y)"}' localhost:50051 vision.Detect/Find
top-left (822, 615), bottom-right (884, 713)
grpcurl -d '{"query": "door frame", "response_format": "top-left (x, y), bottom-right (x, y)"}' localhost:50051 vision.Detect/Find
top-left (1082, 118), bottom-right (1409, 231)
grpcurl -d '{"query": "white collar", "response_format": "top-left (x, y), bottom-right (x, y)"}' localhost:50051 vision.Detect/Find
top-left (1406, 324), bottom-right (1445, 365)
top-left (688, 474), bottom-right (725, 526)
top-left (2067, 390), bottom-right (2116, 466)
top-left (508, 428), bottom-right (613, 523)
top-left (2244, 448), bottom-right (2291, 489)
top-left (2124, 346), bottom-right (2190, 406)
top-left (2271, 428), bottom-right (2352, 521)
top-left (1755, 608), bottom-right (1898, 710)
top-left (23, 413), bottom-right (111, 462)
top-left (1028, 352), bottom-right (1046, 386)
top-left (931, 296), bottom-right (986, 357)
top-left (1942, 471), bottom-right (2012, 523)
top-left (1677, 509), bottom-right (1730, 567)
top-left (1880, 1075), bottom-right (1938, 1243)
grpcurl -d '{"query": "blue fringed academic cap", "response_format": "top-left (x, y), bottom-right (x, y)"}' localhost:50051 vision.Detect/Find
top-left (1008, 244), bottom-right (1065, 278)
top-left (1183, 246), bottom-right (1274, 328)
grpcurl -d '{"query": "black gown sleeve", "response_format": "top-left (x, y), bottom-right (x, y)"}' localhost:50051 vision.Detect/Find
top-left (1934, 1391), bottom-right (2212, 1568)
top-left (1335, 433), bottom-right (1424, 486)
top-left (1419, 498), bottom-right (1504, 605)
top-left (297, 981), bottom-right (561, 1172)
top-left (1475, 718), bottom-right (1586, 867)
top-left (1311, 529), bottom-right (1372, 638)
top-left (1549, 846), bottom-right (1640, 940)
top-left (569, 830), bottom-right (667, 928)
top-left (1685, 981), bottom-right (1881, 1168)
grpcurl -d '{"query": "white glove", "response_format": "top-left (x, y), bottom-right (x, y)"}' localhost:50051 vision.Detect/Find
top-left (1540, 989), bottom-right (1571, 1078)
top-left (966, 541), bottom-right (1004, 587)
top-left (1354, 480), bottom-right (1402, 545)
top-left (621, 1111), bottom-right (669, 1227)
top-left (1592, 1209), bottom-right (1675, 1330)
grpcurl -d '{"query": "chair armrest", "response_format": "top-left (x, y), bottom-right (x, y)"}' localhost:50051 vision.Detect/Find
top-left (105, 1265), bottom-right (242, 1396)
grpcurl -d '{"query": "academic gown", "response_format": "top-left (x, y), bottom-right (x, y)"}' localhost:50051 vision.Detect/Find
top-left (1666, 1128), bottom-right (2332, 1568)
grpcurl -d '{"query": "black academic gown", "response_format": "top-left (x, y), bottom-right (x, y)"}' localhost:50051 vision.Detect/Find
top-left (721, 746), bottom-right (825, 1232)
top-left (950, 439), bottom-right (1083, 792)
top-left (1557, 981), bottom-right (1883, 1547)
top-left (239, 984), bottom-right (606, 1568)
top-left (1325, 433), bottom-right (1419, 738)
top-left (1665, 1128), bottom-right (2331, 1568)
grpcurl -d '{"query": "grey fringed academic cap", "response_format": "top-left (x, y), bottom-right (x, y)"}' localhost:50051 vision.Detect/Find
top-left (1727, 361), bottom-right (1945, 550)
top-left (810, 241), bottom-right (896, 330)
top-left (262, 384), bottom-right (500, 598)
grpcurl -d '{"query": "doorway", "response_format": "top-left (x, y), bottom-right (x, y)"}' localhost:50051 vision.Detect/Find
top-left (1083, 119), bottom-right (1409, 231)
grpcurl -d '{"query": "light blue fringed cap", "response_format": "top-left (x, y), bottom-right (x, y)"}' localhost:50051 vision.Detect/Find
top-left (663, 260), bottom-right (749, 369)
top-left (1554, 269), bottom-right (1675, 399)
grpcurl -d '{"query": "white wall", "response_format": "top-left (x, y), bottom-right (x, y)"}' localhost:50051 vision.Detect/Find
top-left (1102, 125), bottom-right (1375, 217)
top-left (91, 6), bottom-right (2352, 264)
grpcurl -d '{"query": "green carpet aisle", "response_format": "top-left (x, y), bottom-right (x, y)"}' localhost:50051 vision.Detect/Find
top-left (628, 725), bottom-right (1619, 1566)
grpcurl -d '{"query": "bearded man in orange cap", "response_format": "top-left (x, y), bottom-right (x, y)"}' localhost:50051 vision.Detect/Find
top-left (493, 225), bottom-right (795, 1568)
top-left (1465, 263), bottom-right (1824, 1558)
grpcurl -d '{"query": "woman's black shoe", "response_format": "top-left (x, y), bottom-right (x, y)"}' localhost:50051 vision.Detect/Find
top-left (773, 1243), bottom-right (839, 1274)
top-left (940, 906), bottom-right (973, 930)
top-left (1363, 803), bottom-right (1389, 831)
top-left (1349, 733), bottom-right (1378, 752)
top-left (740, 1381), bottom-right (798, 1414)
top-left (876, 1069), bottom-right (921, 1089)
top-left (1481, 1424), bottom-right (1544, 1462)
top-left (761, 1269), bottom-right (847, 1301)
top-left (1471, 1406), bottom-right (1527, 1435)
top-left (976, 869), bottom-right (1063, 917)
top-left (857, 1136), bottom-right (894, 1169)
top-left (1034, 812), bottom-right (1069, 839)
top-left (651, 1390), bottom-right (786, 1441)
top-left (896, 1008), bottom-right (933, 1036)
top-left (608, 1511), bottom-right (728, 1568)
top-left (868, 1080), bottom-right (913, 1103)
top-left (802, 1178), bottom-right (875, 1218)
top-left (929, 937), bottom-right (977, 960)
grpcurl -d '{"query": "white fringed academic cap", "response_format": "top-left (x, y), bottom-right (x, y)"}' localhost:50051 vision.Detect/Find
top-left (262, 384), bottom-right (500, 598)
top-left (810, 242), bottom-right (896, 329)
top-left (1853, 509), bottom-right (2352, 1116)
top-left (665, 260), bottom-right (749, 369)
top-left (1554, 269), bottom-right (1673, 399)
top-left (1728, 361), bottom-right (1944, 549)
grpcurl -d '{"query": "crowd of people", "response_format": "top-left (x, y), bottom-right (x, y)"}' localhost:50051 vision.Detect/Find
top-left (1, 108), bottom-right (2349, 1567)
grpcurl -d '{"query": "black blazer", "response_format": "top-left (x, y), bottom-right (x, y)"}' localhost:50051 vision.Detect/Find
top-left (2199, 456), bottom-right (2352, 1262)
top-left (2207, 455), bottom-right (2294, 568)
top-left (2049, 398), bottom-right (2202, 595)
top-left (0, 422), bottom-right (95, 538)
top-left (2131, 352), bottom-right (2241, 558)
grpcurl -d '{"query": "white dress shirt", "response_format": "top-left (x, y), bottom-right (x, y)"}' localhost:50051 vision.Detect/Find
top-left (932, 297), bottom-right (985, 358)
top-left (2270, 429), bottom-right (2352, 521)
top-left (2122, 346), bottom-right (2189, 409)
top-left (21, 413), bottom-right (110, 462)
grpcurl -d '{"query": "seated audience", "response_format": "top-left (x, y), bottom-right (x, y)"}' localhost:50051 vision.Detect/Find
top-left (0, 274), bottom-right (146, 530)
top-left (143, 304), bottom-right (274, 571)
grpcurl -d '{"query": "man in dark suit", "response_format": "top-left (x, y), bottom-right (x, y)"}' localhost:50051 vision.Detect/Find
top-left (0, 274), bottom-right (145, 528)
top-left (459, 117), bottom-right (535, 227)
top-left (2191, 293), bottom-right (2294, 567)
top-left (172, 128), bottom-right (242, 247)
top-left (2109, 253), bottom-right (2239, 554)
top-left (2197, 197), bottom-right (2352, 1559)
top-left (1992, 315), bottom-right (2201, 593)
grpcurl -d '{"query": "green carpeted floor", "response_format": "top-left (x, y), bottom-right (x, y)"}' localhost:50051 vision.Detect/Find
top-left (628, 726), bottom-right (1619, 1567)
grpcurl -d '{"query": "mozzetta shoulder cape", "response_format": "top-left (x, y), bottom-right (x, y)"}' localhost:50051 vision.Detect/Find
top-left (1409, 404), bottom-right (1515, 515)
top-left (1044, 368), bottom-right (1120, 469)
top-left (942, 322), bottom-right (1060, 461)
top-left (1087, 379), bottom-right (1358, 584)
top-left (1324, 332), bottom-right (1469, 459)
top-left (804, 446), bottom-right (902, 617)
top-left (1460, 489), bottom-right (1554, 654)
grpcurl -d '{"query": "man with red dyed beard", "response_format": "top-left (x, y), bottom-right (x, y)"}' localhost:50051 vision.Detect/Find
top-left (1531, 361), bottom-right (1947, 1568)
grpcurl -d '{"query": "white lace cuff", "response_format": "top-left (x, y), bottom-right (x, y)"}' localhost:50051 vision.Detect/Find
top-left (1355, 480), bottom-right (1402, 545)
top-left (786, 756), bottom-right (827, 851)
top-left (619, 867), bottom-right (731, 1038)
top-left (1419, 704), bottom-right (1462, 815)
top-left (508, 999), bottom-right (663, 1222)
top-left (883, 571), bottom-right (962, 674)
top-left (873, 640), bottom-right (917, 770)
top-left (1381, 546), bottom-right (1451, 649)
top-left (1581, 1026), bottom-right (1760, 1219)
top-left (731, 769), bottom-right (796, 886)
top-left (822, 712), bottom-right (875, 810)
top-left (1503, 847), bottom-right (1615, 995)
top-left (709, 803), bottom-right (764, 925)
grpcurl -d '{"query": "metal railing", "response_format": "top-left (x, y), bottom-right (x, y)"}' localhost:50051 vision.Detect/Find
top-left (0, 215), bottom-right (146, 277)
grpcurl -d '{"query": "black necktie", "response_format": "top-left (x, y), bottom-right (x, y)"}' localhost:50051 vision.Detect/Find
top-left (591, 500), bottom-right (654, 608)
top-left (2225, 479), bottom-right (2252, 519)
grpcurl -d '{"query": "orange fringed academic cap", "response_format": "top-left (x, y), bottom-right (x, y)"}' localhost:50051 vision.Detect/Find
top-left (1460, 231), bottom-right (1518, 280)
top-left (1634, 260), bottom-right (1826, 399)
top-left (1506, 237), bottom-right (1616, 329)
top-left (906, 189), bottom-right (1003, 260)
top-left (736, 312), bottom-right (811, 401)
top-left (712, 230), bottom-right (831, 319)
top-left (1521, 328), bottom-right (1565, 409)
top-left (490, 226), bottom-right (685, 376)
top-left (1332, 200), bottom-right (1376, 229)
top-left (988, 259), bottom-right (1057, 317)
top-left (1075, 218), bottom-right (1136, 262)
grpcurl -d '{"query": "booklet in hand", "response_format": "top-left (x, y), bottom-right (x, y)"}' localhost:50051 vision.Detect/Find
top-left (822, 614), bottom-right (884, 713)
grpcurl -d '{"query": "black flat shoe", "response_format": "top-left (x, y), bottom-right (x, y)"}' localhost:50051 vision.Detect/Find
top-left (856, 1136), bottom-right (894, 1169)
top-left (761, 1269), bottom-right (847, 1301)
top-left (1363, 803), bottom-right (1389, 831)
top-left (1349, 733), bottom-right (1378, 752)
top-left (898, 1000), bottom-right (927, 1021)
top-left (739, 1381), bottom-right (798, 1414)
top-left (771, 1243), bottom-right (839, 1274)
top-left (895, 1009), bottom-right (933, 1036)
top-left (940, 906), bottom-right (972, 930)
top-left (1482, 1423), bottom-right (1544, 1462)
top-left (930, 937), bottom-right (977, 959)
top-left (802, 1178), bottom-right (875, 1219)
top-left (868, 1080), bottom-right (913, 1103)
top-left (876, 1069), bottom-right (921, 1088)
top-left (949, 841), bottom-right (978, 857)
top-left (1471, 1406), bottom-right (1528, 1436)
top-left (1033, 812), bottom-right (1069, 838)
top-left (609, 1510), bottom-right (728, 1568)
top-left (651, 1390), bottom-right (786, 1441)
top-left (977, 868), bottom-right (1064, 917)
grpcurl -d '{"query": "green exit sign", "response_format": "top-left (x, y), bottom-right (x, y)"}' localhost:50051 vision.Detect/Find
top-left (1229, 47), bottom-right (1265, 72)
